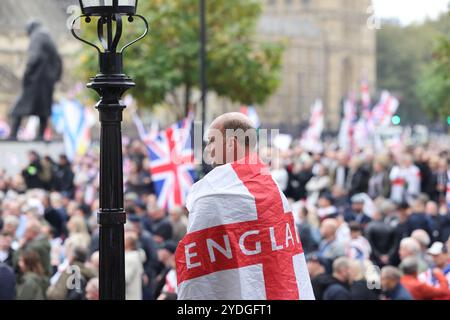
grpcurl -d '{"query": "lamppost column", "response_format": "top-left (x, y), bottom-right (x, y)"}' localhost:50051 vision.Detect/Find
top-left (88, 52), bottom-right (135, 300)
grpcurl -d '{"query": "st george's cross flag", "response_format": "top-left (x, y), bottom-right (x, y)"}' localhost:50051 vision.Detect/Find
top-left (175, 154), bottom-right (315, 300)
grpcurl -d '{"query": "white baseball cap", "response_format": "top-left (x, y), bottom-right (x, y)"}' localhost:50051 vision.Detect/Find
top-left (427, 242), bottom-right (447, 255)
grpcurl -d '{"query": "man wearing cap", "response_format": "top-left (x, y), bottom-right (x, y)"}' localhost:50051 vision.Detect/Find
top-left (344, 193), bottom-right (372, 227)
top-left (418, 242), bottom-right (450, 291)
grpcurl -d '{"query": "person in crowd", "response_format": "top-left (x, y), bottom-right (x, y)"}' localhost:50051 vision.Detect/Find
top-left (346, 157), bottom-right (370, 197)
top-left (419, 242), bottom-right (450, 288)
top-left (349, 260), bottom-right (379, 300)
top-left (144, 201), bottom-right (173, 244)
top-left (407, 198), bottom-right (434, 238)
top-left (297, 206), bottom-right (320, 254)
top-left (344, 194), bottom-right (372, 226)
top-left (318, 219), bottom-right (345, 273)
top-left (368, 159), bottom-right (391, 199)
top-left (400, 256), bottom-right (449, 300)
top-left (125, 160), bottom-right (154, 197)
top-left (126, 214), bottom-right (159, 300)
top-left (47, 246), bottom-right (95, 300)
top-left (381, 266), bottom-right (413, 300)
top-left (84, 277), bottom-right (99, 300)
top-left (411, 229), bottom-right (433, 265)
top-left (42, 193), bottom-right (66, 239)
top-left (331, 151), bottom-right (350, 191)
top-left (413, 147), bottom-right (433, 199)
top-left (425, 200), bottom-right (450, 242)
top-left (168, 206), bottom-right (187, 244)
top-left (335, 215), bottom-right (351, 247)
top-left (306, 164), bottom-right (331, 206)
top-left (155, 240), bottom-right (178, 300)
top-left (306, 253), bottom-right (334, 300)
top-left (16, 249), bottom-right (49, 300)
top-left (22, 151), bottom-right (45, 190)
top-left (270, 156), bottom-right (289, 192)
top-left (285, 159), bottom-right (313, 201)
top-left (398, 237), bottom-right (429, 273)
top-left (322, 257), bottom-right (352, 300)
top-left (346, 222), bottom-right (371, 262)
top-left (66, 215), bottom-right (91, 250)
top-left (1, 215), bottom-right (20, 250)
top-left (0, 231), bottom-right (15, 267)
top-left (331, 185), bottom-right (351, 216)
top-left (54, 155), bottom-right (75, 198)
top-left (14, 219), bottom-right (51, 277)
top-left (390, 155), bottom-right (421, 204)
top-left (317, 192), bottom-right (339, 221)
top-left (365, 208), bottom-right (397, 267)
top-left (124, 231), bottom-right (146, 300)
top-left (0, 262), bottom-right (16, 300)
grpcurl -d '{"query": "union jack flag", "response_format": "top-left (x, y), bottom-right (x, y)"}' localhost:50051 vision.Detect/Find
top-left (144, 114), bottom-right (197, 210)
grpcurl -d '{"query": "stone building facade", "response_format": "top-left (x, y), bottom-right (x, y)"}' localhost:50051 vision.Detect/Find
top-left (256, 0), bottom-right (376, 133)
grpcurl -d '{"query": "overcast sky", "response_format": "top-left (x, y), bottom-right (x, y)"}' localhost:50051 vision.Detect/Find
top-left (373, 0), bottom-right (449, 25)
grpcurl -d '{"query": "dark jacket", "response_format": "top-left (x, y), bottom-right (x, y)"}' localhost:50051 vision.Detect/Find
top-left (22, 159), bottom-right (45, 189)
top-left (365, 220), bottom-right (397, 264)
top-left (311, 273), bottom-right (338, 300)
top-left (322, 276), bottom-right (351, 300)
top-left (297, 223), bottom-right (319, 254)
top-left (406, 212), bottom-right (433, 237)
top-left (285, 168), bottom-right (313, 201)
top-left (16, 272), bottom-right (49, 300)
top-left (0, 263), bottom-right (16, 300)
top-left (10, 25), bottom-right (62, 118)
top-left (54, 163), bottom-right (75, 196)
top-left (144, 217), bottom-right (173, 241)
top-left (350, 279), bottom-right (379, 300)
top-left (44, 207), bottom-right (67, 238)
top-left (384, 283), bottom-right (413, 300)
top-left (344, 211), bottom-right (372, 226)
top-left (348, 166), bottom-right (370, 197)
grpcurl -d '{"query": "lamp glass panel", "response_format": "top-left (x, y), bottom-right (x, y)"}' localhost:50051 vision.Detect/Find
top-left (82, 0), bottom-right (136, 7)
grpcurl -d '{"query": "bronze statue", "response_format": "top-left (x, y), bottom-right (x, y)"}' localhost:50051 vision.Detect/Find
top-left (9, 20), bottom-right (62, 141)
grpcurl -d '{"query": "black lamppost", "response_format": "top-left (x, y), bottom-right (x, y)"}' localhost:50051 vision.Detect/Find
top-left (71, 0), bottom-right (148, 300)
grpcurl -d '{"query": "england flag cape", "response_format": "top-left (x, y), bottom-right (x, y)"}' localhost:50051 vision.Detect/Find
top-left (175, 154), bottom-right (315, 300)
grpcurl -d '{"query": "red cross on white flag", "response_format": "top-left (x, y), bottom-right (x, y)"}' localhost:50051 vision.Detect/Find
top-left (175, 154), bottom-right (315, 300)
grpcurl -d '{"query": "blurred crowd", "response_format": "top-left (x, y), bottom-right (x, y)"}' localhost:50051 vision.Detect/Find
top-left (0, 137), bottom-right (449, 300)
top-left (267, 140), bottom-right (450, 300)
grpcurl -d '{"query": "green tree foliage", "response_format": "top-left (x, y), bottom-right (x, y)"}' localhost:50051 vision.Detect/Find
top-left (75, 0), bottom-right (284, 117)
top-left (417, 31), bottom-right (450, 121)
top-left (377, 11), bottom-right (450, 124)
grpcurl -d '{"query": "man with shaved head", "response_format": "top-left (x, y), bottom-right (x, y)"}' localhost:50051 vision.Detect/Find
top-left (206, 112), bottom-right (257, 167)
top-left (175, 113), bottom-right (315, 300)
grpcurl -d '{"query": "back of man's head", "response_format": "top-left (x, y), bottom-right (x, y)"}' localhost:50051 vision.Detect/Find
top-left (381, 266), bottom-right (402, 282)
top-left (332, 256), bottom-right (351, 279)
top-left (212, 112), bottom-right (257, 150)
top-left (400, 256), bottom-right (419, 276)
